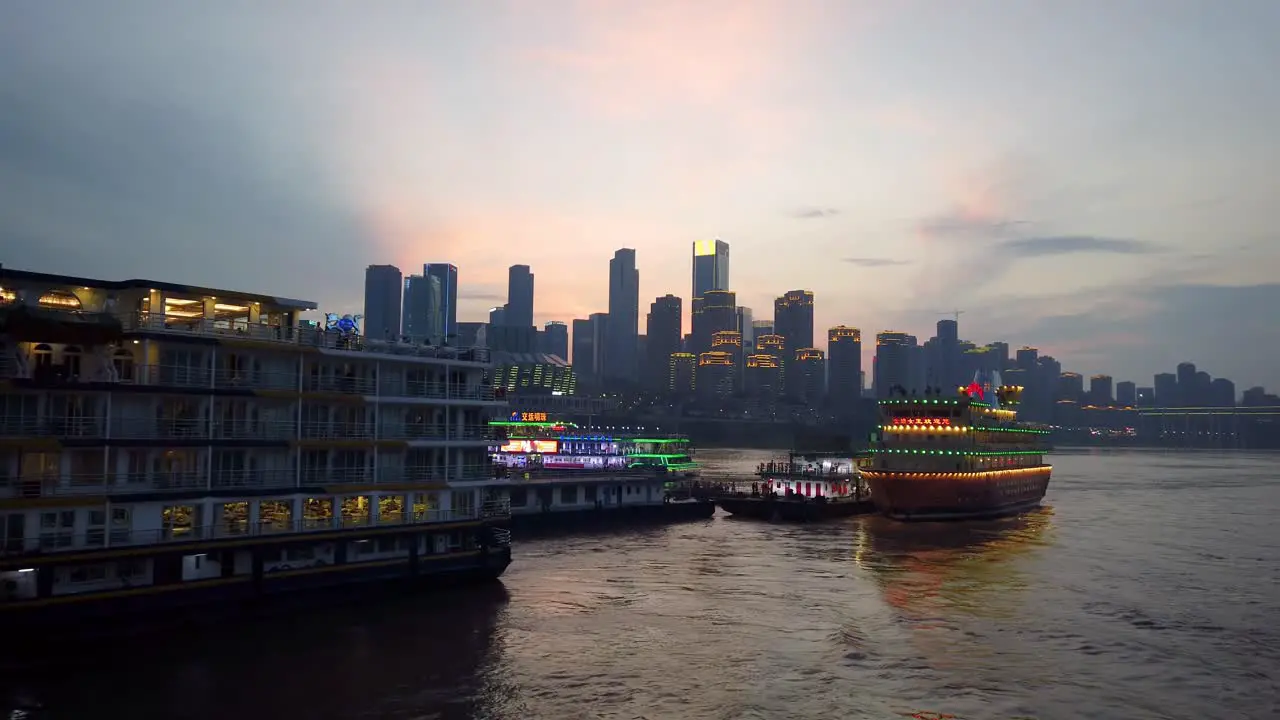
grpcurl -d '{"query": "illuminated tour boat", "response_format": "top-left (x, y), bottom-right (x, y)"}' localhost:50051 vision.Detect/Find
top-left (715, 451), bottom-right (877, 522)
top-left (488, 412), bottom-right (714, 532)
top-left (862, 372), bottom-right (1052, 521)
top-left (0, 268), bottom-right (512, 632)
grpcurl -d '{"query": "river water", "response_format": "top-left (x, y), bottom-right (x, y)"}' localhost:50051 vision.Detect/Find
top-left (16, 448), bottom-right (1280, 720)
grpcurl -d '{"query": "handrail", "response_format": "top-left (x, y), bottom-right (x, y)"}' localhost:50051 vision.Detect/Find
top-left (114, 311), bottom-right (494, 362)
top-left (0, 416), bottom-right (498, 441)
top-left (0, 501), bottom-right (512, 557)
top-left (1, 360), bottom-right (499, 400)
top-left (0, 466), bottom-right (501, 498)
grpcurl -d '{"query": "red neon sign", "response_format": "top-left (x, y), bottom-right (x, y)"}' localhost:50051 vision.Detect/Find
top-left (891, 417), bottom-right (952, 426)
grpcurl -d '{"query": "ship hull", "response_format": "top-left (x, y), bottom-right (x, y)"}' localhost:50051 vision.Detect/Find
top-left (717, 496), bottom-right (877, 522)
top-left (509, 499), bottom-right (715, 536)
top-left (863, 466), bottom-right (1051, 522)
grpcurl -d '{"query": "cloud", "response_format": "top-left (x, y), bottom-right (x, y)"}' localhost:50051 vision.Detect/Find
top-left (459, 290), bottom-right (506, 302)
top-left (998, 235), bottom-right (1160, 258)
top-left (918, 213), bottom-right (1030, 239)
top-left (842, 257), bottom-right (910, 267)
top-left (791, 207), bottom-right (839, 219)
top-left (960, 282), bottom-right (1280, 390)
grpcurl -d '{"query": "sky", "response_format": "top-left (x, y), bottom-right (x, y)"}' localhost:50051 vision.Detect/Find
top-left (2, 0), bottom-right (1278, 390)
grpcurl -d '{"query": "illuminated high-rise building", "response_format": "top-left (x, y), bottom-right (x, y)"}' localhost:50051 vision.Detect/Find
top-left (827, 326), bottom-right (862, 408)
top-left (744, 354), bottom-right (782, 398)
top-left (691, 239), bottom-right (729, 301)
top-left (696, 351), bottom-right (735, 400)
top-left (692, 289), bottom-right (736, 353)
top-left (669, 352), bottom-right (696, 395)
top-left (754, 333), bottom-right (787, 392)
top-left (789, 348), bottom-right (825, 405)
top-left (773, 290), bottom-right (814, 351)
top-left (1058, 372), bottom-right (1085, 402)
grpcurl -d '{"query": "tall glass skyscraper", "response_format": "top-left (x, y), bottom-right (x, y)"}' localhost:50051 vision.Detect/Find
top-left (424, 263), bottom-right (457, 344)
top-left (606, 249), bottom-right (639, 383)
top-left (692, 239), bottom-right (729, 300)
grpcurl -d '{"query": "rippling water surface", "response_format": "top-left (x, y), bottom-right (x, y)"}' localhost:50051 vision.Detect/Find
top-left (15, 449), bottom-right (1280, 720)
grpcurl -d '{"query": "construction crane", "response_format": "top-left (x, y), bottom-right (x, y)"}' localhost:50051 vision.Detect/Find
top-left (935, 309), bottom-right (965, 324)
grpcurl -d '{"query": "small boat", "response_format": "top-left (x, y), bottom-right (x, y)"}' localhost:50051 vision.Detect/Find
top-left (715, 451), bottom-right (877, 521)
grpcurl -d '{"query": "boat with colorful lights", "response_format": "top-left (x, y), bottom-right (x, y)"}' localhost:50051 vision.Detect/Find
top-left (862, 372), bottom-right (1052, 521)
top-left (488, 412), bottom-right (715, 533)
top-left (715, 451), bottom-right (877, 522)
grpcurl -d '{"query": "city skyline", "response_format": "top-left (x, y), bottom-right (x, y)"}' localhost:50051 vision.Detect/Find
top-left (3, 2), bottom-right (1278, 388)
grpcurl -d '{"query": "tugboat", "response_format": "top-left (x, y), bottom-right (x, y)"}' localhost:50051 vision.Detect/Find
top-left (715, 451), bottom-right (876, 522)
top-left (862, 372), bottom-right (1052, 521)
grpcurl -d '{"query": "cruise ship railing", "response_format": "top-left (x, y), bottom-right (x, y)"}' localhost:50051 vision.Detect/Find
top-left (0, 466), bottom-right (504, 498)
top-left (113, 312), bottom-right (493, 363)
top-left (0, 415), bottom-right (498, 442)
top-left (498, 468), bottom-right (665, 483)
top-left (0, 503), bottom-right (512, 557)
top-left (1, 359), bottom-right (500, 401)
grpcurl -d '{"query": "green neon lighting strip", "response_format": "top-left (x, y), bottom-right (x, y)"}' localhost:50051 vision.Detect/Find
top-left (629, 438), bottom-right (690, 443)
top-left (488, 421), bottom-right (569, 427)
top-left (627, 453), bottom-right (694, 459)
top-left (870, 449), bottom-right (1045, 456)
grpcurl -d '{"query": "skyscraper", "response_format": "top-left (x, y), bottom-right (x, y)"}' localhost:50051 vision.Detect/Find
top-left (401, 274), bottom-right (442, 343)
top-left (571, 317), bottom-right (596, 378)
top-left (646, 295), bottom-right (682, 392)
top-left (506, 264), bottom-right (534, 328)
top-left (540, 321), bottom-right (569, 361)
top-left (874, 331), bottom-right (915, 397)
top-left (606, 249), bottom-right (639, 383)
top-left (424, 263), bottom-right (457, 344)
top-left (827, 326), bottom-right (862, 407)
top-left (692, 289), bottom-right (736, 353)
top-left (692, 239), bottom-right (730, 301)
top-left (773, 290), bottom-right (815, 352)
top-left (736, 306), bottom-right (754, 348)
top-left (363, 264), bottom-right (402, 340)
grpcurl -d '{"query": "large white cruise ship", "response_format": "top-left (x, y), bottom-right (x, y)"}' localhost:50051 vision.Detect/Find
top-left (0, 268), bottom-right (512, 631)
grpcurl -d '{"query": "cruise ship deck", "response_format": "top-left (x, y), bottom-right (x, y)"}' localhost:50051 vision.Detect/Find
top-left (0, 268), bottom-right (512, 630)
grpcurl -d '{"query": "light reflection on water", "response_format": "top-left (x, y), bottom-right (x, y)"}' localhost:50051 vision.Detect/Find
top-left (9, 448), bottom-right (1280, 720)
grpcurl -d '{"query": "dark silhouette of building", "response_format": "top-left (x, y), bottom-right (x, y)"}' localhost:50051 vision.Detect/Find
top-left (363, 264), bottom-right (402, 341)
top-left (505, 265), bottom-right (534, 329)
top-left (645, 295), bottom-right (682, 392)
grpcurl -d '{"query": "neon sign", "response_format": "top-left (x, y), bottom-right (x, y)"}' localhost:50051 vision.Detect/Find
top-left (509, 411), bottom-right (548, 423)
top-left (533, 440), bottom-right (558, 453)
top-left (891, 417), bottom-right (952, 426)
